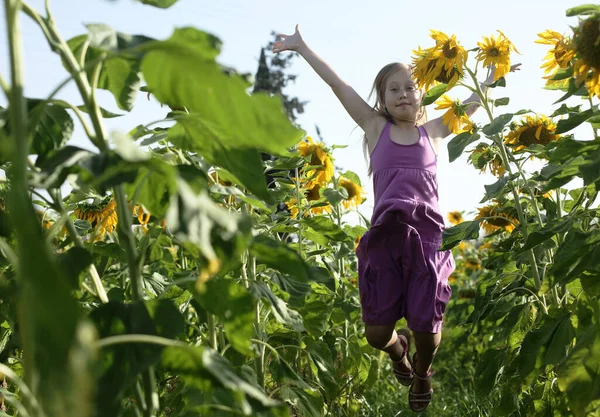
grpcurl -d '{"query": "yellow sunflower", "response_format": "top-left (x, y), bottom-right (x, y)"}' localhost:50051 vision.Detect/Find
top-left (411, 31), bottom-right (466, 91)
top-left (474, 203), bottom-right (518, 235)
top-left (430, 30), bottom-right (468, 75)
top-left (285, 198), bottom-right (299, 219)
top-left (447, 211), bottom-right (463, 225)
top-left (465, 258), bottom-right (482, 271)
top-left (476, 31), bottom-right (519, 80)
top-left (535, 30), bottom-right (575, 82)
top-left (133, 205), bottom-right (151, 227)
top-left (305, 184), bottom-right (331, 215)
top-left (469, 145), bottom-right (505, 177)
top-left (572, 14), bottom-right (600, 98)
top-left (298, 136), bottom-right (334, 187)
top-left (339, 176), bottom-right (366, 209)
top-left (505, 115), bottom-right (560, 152)
top-left (73, 198), bottom-right (118, 241)
top-left (434, 95), bottom-right (470, 134)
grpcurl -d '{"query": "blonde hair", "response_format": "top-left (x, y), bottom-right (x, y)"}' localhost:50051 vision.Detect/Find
top-left (362, 63), bottom-right (428, 176)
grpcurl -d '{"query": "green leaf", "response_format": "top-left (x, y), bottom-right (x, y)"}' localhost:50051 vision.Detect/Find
top-left (475, 348), bottom-right (508, 397)
top-left (557, 324), bottom-right (600, 417)
top-left (136, 0), bottom-right (179, 8)
top-left (32, 146), bottom-right (91, 189)
top-left (161, 345), bottom-right (284, 411)
top-left (322, 188), bottom-right (347, 206)
top-left (521, 216), bottom-right (574, 251)
top-left (340, 170), bottom-right (362, 186)
top-left (85, 24), bottom-right (154, 53)
top-left (125, 158), bottom-right (177, 218)
top-left (142, 27), bottom-right (303, 156)
top-left (193, 278), bottom-right (254, 355)
top-left (480, 175), bottom-right (513, 203)
top-left (485, 77), bottom-right (506, 88)
top-left (250, 235), bottom-right (309, 281)
top-left (169, 121), bottom-right (272, 203)
top-left (303, 216), bottom-right (350, 242)
top-left (280, 387), bottom-right (323, 417)
top-left (555, 107), bottom-right (599, 134)
top-left (566, 4), bottom-right (600, 16)
top-left (494, 97), bottom-right (510, 106)
top-left (553, 78), bottom-right (589, 104)
top-left (268, 356), bottom-right (312, 389)
top-left (422, 84), bottom-right (447, 106)
top-left (57, 247), bottom-right (93, 290)
top-left (482, 113), bottom-right (513, 136)
top-left (441, 221), bottom-right (481, 250)
top-left (91, 300), bottom-right (185, 416)
top-left (447, 132), bottom-right (480, 162)
top-left (517, 314), bottom-right (572, 380)
top-left (551, 103), bottom-right (582, 117)
top-left (250, 282), bottom-right (305, 332)
top-left (67, 35), bottom-right (142, 111)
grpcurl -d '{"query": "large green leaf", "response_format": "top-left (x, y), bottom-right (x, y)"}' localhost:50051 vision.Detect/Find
top-left (479, 174), bottom-right (512, 203)
top-left (169, 120), bottom-right (272, 202)
top-left (422, 84), bottom-right (447, 106)
top-left (279, 387), bottom-right (323, 417)
top-left (125, 158), bottom-right (177, 218)
top-left (482, 113), bottom-right (513, 136)
top-left (555, 107), bottom-right (599, 134)
top-left (91, 300), bottom-right (185, 416)
top-left (67, 34), bottom-right (142, 111)
top-left (475, 348), bottom-right (508, 397)
top-left (521, 216), bottom-right (574, 251)
top-left (250, 235), bottom-right (309, 282)
top-left (193, 277), bottom-right (255, 355)
top-left (447, 131), bottom-right (480, 162)
top-left (141, 27), bottom-right (303, 156)
top-left (250, 282), bottom-right (305, 332)
top-left (557, 324), bottom-right (600, 417)
top-left (303, 216), bottom-right (350, 242)
top-left (161, 345), bottom-right (285, 412)
top-left (440, 220), bottom-right (481, 250)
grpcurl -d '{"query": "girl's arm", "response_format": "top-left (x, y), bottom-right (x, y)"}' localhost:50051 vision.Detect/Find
top-left (424, 64), bottom-right (521, 140)
top-left (273, 25), bottom-right (379, 131)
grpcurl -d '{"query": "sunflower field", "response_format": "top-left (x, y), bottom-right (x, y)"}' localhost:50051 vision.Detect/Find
top-left (0, 0), bottom-right (599, 416)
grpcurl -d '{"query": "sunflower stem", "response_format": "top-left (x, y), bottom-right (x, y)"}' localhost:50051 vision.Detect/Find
top-left (588, 96), bottom-right (599, 139)
top-left (468, 66), bottom-right (542, 290)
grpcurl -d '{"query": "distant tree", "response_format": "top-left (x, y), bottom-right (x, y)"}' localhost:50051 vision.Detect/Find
top-left (252, 32), bottom-right (306, 123)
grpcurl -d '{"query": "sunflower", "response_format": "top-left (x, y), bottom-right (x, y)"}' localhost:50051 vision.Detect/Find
top-left (73, 197), bottom-right (118, 241)
top-left (434, 95), bottom-right (470, 134)
top-left (469, 145), bottom-right (505, 177)
top-left (535, 30), bottom-right (575, 82)
top-left (339, 176), bottom-right (366, 209)
top-left (133, 205), bottom-right (151, 227)
top-left (411, 31), bottom-right (467, 91)
top-left (476, 31), bottom-right (519, 80)
top-left (305, 183), bottom-right (332, 215)
top-left (298, 136), bottom-right (334, 187)
top-left (572, 14), bottom-right (600, 98)
top-left (209, 171), bottom-right (233, 186)
top-left (505, 115), bottom-right (560, 152)
top-left (285, 198), bottom-right (299, 219)
top-left (430, 30), bottom-right (468, 75)
top-left (465, 258), bottom-right (481, 271)
top-left (474, 203), bottom-right (518, 234)
top-left (447, 211), bottom-right (463, 225)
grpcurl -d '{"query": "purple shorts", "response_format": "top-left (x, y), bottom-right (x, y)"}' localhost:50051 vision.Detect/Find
top-left (356, 212), bottom-right (454, 333)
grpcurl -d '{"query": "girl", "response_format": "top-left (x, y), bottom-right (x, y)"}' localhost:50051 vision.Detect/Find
top-left (273, 25), bottom-right (518, 412)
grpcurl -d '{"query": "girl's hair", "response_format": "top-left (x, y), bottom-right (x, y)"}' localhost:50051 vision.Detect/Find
top-left (362, 62), bottom-right (428, 176)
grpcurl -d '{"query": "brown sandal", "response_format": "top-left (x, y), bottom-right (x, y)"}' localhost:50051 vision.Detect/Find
top-left (391, 329), bottom-right (413, 386)
top-left (408, 353), bottom-right (435, 412)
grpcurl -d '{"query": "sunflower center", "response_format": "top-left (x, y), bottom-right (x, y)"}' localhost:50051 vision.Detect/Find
top-left (576, 17), bottom-right (600, 69)
top-left (443, 43), bottom-right (458, 59)
top-left (488, 48), bottom-right (501, 57)
top-left (519, 126), bottom-right (555, 146)
top-left (436, 67), bottom-right (459, 84)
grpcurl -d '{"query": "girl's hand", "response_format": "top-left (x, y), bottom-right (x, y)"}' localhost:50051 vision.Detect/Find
top-left (273, 24), bottom-right (304, 53)
top-left (509, 63), bottom-right (522, 72)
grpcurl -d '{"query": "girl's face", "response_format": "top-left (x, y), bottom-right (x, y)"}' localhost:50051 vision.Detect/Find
top-left (382, 69), bottom-right (422, 122)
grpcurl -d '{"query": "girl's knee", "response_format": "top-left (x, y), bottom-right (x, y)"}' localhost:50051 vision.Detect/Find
top-left (365, 326), bottom-right (394, 350)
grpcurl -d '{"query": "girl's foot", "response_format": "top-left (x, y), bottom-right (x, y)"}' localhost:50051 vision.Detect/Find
top-left (409, 353), bottom-right (434, 412)
top-left (391, 329), bottom-right (413, 386)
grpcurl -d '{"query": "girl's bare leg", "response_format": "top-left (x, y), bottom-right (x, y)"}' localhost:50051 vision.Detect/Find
top-left (365, 324), bottom-right (411, 374)
top-left (411, 331), bottom-right (441, 393)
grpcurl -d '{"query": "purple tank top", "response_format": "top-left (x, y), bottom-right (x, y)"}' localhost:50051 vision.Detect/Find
top-left (369, 122), bottom-right (444, 243)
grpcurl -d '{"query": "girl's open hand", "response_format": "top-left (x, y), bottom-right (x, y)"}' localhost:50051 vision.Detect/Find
top-left (510, 63), bottom-right (522, 72)
top-left (273, 24), bottom-right (304, 53)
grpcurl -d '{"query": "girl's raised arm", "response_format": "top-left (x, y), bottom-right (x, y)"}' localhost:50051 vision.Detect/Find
top-left (273, 25), bottom-right (378, 131)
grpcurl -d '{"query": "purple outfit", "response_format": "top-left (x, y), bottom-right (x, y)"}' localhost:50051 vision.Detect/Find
top-left (356, 122), bottom-right (455, 333)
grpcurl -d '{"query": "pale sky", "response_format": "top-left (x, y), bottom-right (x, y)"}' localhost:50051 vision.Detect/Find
top-left (0, 0), bottom-right (592, 224)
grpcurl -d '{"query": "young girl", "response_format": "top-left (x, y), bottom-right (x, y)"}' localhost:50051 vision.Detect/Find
top-left (273, 25), bottom-right (518, 412)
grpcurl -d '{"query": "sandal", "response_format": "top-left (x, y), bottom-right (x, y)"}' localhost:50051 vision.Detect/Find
top-left (409, 353), bottom-right (435, 412)
top-left (391, 329), bottom-right (413, 386)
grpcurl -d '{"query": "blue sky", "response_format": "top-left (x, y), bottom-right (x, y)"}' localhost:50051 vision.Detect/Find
top-left (0, 0), bottom-right (592, 222)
